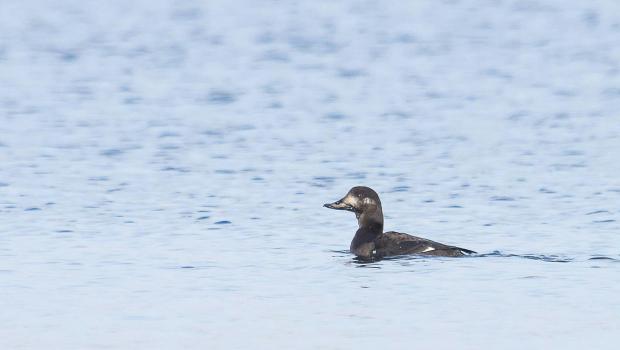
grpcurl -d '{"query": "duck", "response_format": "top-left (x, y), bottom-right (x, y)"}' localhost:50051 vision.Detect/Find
top-left (324, 186), bottom-right (476, 259)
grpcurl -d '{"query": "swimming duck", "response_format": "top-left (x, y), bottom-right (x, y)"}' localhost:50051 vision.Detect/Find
top-left (324, 186), bottom-right (476, 259)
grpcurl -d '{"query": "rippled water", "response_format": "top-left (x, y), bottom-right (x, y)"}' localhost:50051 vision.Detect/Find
top-left (1, 0), bottom-right (620, 349)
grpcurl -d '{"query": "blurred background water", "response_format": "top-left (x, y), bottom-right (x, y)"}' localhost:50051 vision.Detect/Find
top-left (1, 0), bottom-right (620, 349)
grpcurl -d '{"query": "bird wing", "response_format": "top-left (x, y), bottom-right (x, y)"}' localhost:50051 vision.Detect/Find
top-left (376, 231), bottom-right (475, 256)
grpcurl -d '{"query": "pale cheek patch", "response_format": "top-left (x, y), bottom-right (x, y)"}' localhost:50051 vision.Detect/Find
top-left (363, 198), bottom-right (375, 205)
top-left (421, 246), bottom-right (435, 253)
top-left (343, 195), bottom-right (359, 206)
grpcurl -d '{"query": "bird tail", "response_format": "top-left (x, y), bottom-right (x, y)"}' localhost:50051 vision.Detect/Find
top-left (458, 247), bottom-right (477, 255)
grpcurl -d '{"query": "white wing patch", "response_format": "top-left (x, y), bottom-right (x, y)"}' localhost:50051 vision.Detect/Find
top-left (421, 246), bottom-right (435, 253)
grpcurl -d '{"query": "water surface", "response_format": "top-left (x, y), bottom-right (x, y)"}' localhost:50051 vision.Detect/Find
top-left (1, 0), bottom-right (620, 349)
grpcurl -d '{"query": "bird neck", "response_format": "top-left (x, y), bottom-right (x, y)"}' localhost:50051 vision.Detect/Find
top-left (356, 206), bottom-right (384, 233)
top-left (352, 207), bottom-right (383, 248)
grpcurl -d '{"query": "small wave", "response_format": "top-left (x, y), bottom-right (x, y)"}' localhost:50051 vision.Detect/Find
top-left (329, 249), bottom-right (351, 254)
top-left (592, 219), bottom-right (616, 223)
top-left (350, 251), bottom-right (574, 264)
top-left (478, 251), bottom-right (573, 263)
top-left (588, 256), bottom-right (619, 261)
top-left (586, 210), bottom-right (610, 215)
top-left (339, 250), bottom-right (620, 265)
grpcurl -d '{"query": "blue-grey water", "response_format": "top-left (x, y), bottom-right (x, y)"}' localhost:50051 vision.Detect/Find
top-left (1, 0), bottom-right (620, 349)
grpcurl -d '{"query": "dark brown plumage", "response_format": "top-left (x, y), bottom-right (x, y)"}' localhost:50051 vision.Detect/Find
top-left (324, 186), bottom-right (475, 259)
